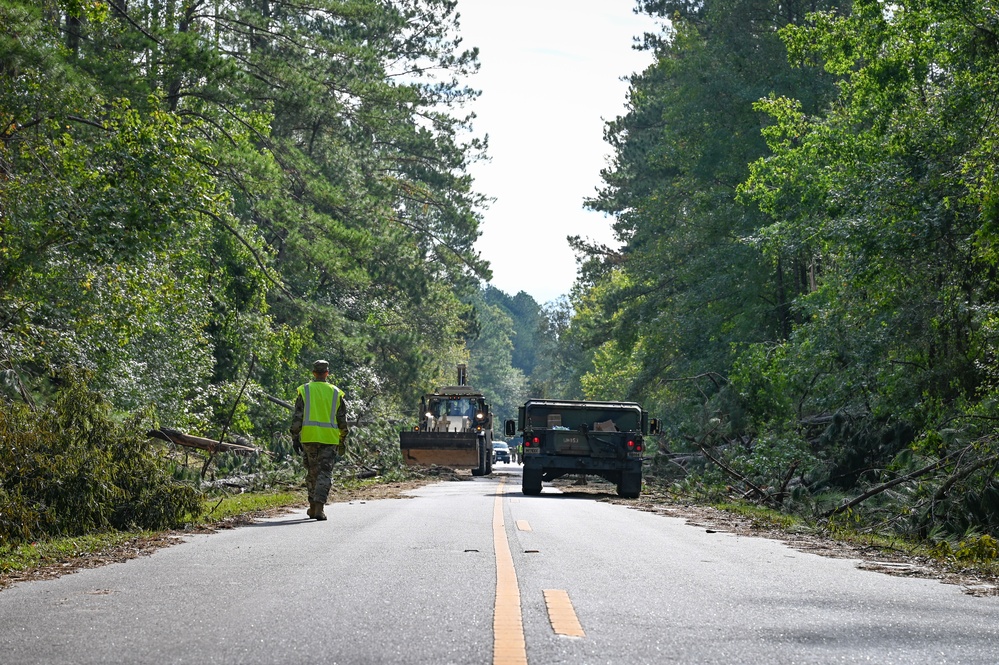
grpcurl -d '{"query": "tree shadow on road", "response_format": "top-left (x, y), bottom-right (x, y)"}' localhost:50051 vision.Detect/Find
top-left (546, 491), bottom-right (618, 500)
top-left (242, 516), bottom-right (316, 527)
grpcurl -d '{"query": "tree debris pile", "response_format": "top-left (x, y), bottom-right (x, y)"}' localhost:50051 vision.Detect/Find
top-left (0, 375), bottom-right (202, 546)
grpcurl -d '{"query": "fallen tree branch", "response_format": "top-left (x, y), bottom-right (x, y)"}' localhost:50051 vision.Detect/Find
top-left (148, 427), bottom-right (269, 456)
top-left (773, 460), bottom-right (800, 504)
top-left (919, 450), bottom-right (999, 529)
top-left (264, 392), bottom-right (294, 410)
top-left (822, 445), bottom-right (974, 518)
top-left (687, 430), bottom-right (770, 504)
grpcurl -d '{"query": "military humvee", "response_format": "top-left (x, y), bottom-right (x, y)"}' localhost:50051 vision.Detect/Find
top-left (505, 399), bottom-right (659, 498)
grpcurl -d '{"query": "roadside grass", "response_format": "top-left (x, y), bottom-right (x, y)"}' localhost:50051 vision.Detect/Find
top-left (823, 523), bottom-right (999, 582)
top-left (0, 490), bottom-right (305, 578)
top-left (0, 531), bottom-right (148, 576)
top-left (709, 499), bottom-right (999, 580)
top-left (187, 473), bottom-right (405, 524)
top-left (197, 489), bottom-right (304, 522)
top-left (711, 501), bottom-right (800, 531)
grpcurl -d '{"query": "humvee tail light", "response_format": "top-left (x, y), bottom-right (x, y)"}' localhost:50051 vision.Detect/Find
top-left (532, 436), bottom-right (540, 444)
top-left (627, 440), bottom-right (635, 449)
top-left (475, 412), bottom-right (484, 420)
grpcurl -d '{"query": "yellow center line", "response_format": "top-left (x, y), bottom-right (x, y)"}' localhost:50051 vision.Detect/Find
top-left (493, 479), bottom-right (527, 665)
top-left (543, 589), bottom-right (585, 637)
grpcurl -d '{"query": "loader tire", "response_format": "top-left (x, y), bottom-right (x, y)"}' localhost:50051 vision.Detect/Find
top-left (472, 439), bottom-right (487, 476)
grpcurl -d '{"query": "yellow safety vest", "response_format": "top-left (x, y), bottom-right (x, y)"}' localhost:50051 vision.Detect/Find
top-left (297, 381), bottom-right (342, 445)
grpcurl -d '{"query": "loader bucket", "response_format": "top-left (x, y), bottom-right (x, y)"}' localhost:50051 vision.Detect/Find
top-left (399, 431), bottom-right (481, 468)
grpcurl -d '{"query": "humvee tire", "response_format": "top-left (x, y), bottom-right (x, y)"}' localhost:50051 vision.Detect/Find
top-left (523, 468), bottom-right (543, 495)
top-left (617, 471), bottom-right (642, 499)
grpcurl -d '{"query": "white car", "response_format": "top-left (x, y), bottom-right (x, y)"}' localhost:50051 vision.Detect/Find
top-left (492, 441), bottom-right (511, 463)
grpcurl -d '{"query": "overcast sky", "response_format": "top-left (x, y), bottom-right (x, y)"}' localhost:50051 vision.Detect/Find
top-left (455, 0), bottom-right (660, 305)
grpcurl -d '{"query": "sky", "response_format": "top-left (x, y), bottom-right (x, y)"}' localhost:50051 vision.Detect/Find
top-left (455, 0), bottom-right (660, 305)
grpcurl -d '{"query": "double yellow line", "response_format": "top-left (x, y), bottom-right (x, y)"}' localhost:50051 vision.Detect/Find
top-left (491, 479), bottom-right (585, 665)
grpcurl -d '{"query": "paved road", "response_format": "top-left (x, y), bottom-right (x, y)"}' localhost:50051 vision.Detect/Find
top-left (2, 463), bottom-right (998, 664)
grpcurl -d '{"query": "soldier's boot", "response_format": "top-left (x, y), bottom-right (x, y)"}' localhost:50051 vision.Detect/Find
top-left (311, 501), bottom-right (327, 521)
top-left (306, 502), bottom-right (316, 519)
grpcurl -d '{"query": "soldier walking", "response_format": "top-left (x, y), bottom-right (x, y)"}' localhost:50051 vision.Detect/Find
top-left (290, 360), bottom-right (349, 521)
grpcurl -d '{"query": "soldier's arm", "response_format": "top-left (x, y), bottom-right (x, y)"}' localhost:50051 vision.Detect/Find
top-left (336, 397), bottom-right (349, 438)
top-left (290, 394), bottom-right (304, 439)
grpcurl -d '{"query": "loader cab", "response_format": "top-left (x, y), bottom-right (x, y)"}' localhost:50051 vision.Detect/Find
top-left (444, 398), bottom-right (476, 418)
top-left (422, 394), bottom-right (490, 433)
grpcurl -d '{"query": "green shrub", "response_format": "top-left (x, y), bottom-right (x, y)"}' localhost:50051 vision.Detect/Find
top-left (955, 534), bottom-right (999, 563)
top-left (0, 372), bottom-right (202, 544)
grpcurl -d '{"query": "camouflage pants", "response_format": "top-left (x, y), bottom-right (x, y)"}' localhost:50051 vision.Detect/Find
top-left (302, 443), bottom-right (340, 503)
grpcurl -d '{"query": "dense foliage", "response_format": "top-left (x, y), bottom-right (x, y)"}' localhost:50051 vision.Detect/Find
top-left (0, 0), bottom-right (507, 541)
top-left (566, 0), bottom-right (999, 540)
top-left (11, 0), bottom-right (999, 550)
top-left (1, 0), bottom-right (488, 431)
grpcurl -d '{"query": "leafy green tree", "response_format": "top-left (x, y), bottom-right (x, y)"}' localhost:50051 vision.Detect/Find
top-left (1, 0), bottom-right (489, 446)
top-left (737, 0), bottom-right (999, 532)
top-left (529, 296), bottom-right (579, 400)
top-left (482, 287), bottom-right (547, 375)
top-left (577, 0), bottom-right (844, 417)
top-left (464, 287), bottom-right (528, 425)
top-left (0, 0), bottom-right (498, 546)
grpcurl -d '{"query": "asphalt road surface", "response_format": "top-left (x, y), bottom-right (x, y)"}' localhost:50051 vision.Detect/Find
top-left (2, 463), bottom-right (998, 664)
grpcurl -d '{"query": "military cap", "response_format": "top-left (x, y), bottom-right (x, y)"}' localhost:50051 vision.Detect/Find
top-left (312, 359), bottom-right (330, 373)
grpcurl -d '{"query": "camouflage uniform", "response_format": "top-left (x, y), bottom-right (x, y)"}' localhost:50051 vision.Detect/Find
top-left (301, 442), bottom-right (340, 505)
top-left (290, 360), bottom-right (349, 519)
